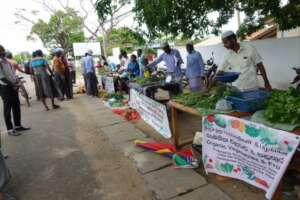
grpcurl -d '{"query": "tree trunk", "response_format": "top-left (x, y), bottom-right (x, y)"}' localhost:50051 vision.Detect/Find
top-left (102, 34), bottom-right (109, 57)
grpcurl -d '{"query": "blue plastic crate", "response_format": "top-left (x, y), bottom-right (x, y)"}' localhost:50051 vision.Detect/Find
top-left (227, 90), bottom-right (270, 112)
top-left (215, 72), bottom-right (240, 83)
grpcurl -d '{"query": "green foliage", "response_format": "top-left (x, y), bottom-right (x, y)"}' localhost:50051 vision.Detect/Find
top-left (30, 8), bottom-right (85, 51)
top-left (134, 0), bottom-right (300, 38)
top-left (13, 52), bottom-right (31, 64)
top-left (264, 87), bottom-right (300, 124)
top-left (95, 0), bottom-right (130, 22)
top-left (133, 76), bottom-right (162, 86)
top-left (98, 27), bottom-right (146, 55)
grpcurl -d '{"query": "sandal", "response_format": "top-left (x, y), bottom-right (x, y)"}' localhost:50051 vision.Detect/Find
top-left (52, 105), bottom-right (60, 109)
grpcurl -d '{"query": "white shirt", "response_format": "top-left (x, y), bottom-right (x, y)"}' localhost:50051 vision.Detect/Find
top-left (0, 58), bottom-right (17, 85)
top-left (219, 43), bottom-right (262, 91)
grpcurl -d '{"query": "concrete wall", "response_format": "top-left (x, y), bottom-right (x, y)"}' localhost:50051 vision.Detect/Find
top-left (277, 27), bottom-right (300, 38)
top-left (176, 37), bottom-right (300, 89)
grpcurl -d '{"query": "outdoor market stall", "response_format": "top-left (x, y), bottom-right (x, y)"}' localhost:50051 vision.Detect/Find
top-left (168, 100), bottom-right (251, 148)
top-left (166, 81), bottom-right (300, 200)
top-left (127, 76), bottom-right (181, 101)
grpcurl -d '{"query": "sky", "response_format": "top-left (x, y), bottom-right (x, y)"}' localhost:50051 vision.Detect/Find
top-left (0, 0), bottom-right (241, 54)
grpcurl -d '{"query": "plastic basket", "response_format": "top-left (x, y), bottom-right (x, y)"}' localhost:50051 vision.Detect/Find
top-left (215, 72), bottom-right (240, 83)
top-left (227, 90), bottom-right (270, 112)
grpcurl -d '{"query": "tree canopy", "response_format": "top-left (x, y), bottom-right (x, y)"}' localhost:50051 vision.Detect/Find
top-left (13, 52), bottom-right (31, 64)
top-left (98, 27), bottom-right (146, 55)
top-left (133, 0), bottom-right (300, 38)
top-left (29, 8), bottom-right (85, 51)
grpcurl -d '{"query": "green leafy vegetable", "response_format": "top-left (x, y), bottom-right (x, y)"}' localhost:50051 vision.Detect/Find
top-left (173, 84), bottom-right (239, 109)
top-left (133, 77), bottom-right (162, 86)
top-left (264, 87), bottom-right (300, 124)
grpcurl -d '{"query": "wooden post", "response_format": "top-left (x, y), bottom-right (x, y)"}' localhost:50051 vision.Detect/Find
top-left (171, 106), bottom-right (179, 149)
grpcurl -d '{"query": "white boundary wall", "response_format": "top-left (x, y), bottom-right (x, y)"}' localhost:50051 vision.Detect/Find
top-left (176, 37), bottom-right (300, 89)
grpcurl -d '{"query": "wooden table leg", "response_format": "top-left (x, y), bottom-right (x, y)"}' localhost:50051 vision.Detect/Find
top-left (171, 106), bottom-right (179, 149)
top-left (272, 181), bottom-right (283, 200)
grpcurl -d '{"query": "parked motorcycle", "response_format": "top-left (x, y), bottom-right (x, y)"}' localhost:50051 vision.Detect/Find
top-left (291, 67), bottom-right (300, 90)
top-left (203, 52), bottom-right (218, 89)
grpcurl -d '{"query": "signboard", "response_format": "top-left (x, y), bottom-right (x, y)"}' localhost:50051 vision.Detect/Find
top-left (129, 89), bottom-right (171, 138)
top-left (202, 114), bottom-right (300, 200)
top-left (112, 47), bottom-right (121, 57)
top-left (105, 77), bottom-right (115, 93)
top-left (73, 42), bottom-right (101, 57)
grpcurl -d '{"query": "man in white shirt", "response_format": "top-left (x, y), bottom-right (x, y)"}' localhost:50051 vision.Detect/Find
top-left (0, 45), bottom-right (30, 136)
top-left (218, 31), bottom-right (272, 91)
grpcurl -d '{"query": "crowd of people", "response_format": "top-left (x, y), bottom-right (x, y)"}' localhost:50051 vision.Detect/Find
top-left (0, 45), bottom-right (79, 199)
top-left (0, 30), bottom-right (273, 199)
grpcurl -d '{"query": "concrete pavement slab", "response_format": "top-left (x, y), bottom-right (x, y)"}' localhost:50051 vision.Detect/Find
top-left (116, 140), bottom-right (146, 157)
top-left (143, 167), bottom-right (207, 200)
top-left (101, 122), bottom-right (136, 135)
top-left (171, 184), bottom-right (232, 200)
top-left (130, 151), bottom-right (172, 174)
top-left (105, 128), bottom-right (147, 145)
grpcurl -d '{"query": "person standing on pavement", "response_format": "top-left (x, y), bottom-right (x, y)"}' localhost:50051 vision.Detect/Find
top-left (0, 45), bottom-right (30, 136)
top-left (137, 49), bottom-right (145, 77)
top-left (82, 50), bottom-right (98, 96)
top-left (218, 31), bottom-right (272, 91)
top-left (81, 54), bottom-right (87, 92)
top-left (186, 42), bottom-right (204, 92)
top-left (30, 50), bottom-right (60, 111)
top-left (146, 42), bottom-right (183, 85)
top-left (61, 52), bottom-right (73, 99)
top-left (52, 50), bottom-right (67, 100)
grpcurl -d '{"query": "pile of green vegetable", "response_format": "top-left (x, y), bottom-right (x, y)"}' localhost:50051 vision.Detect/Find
top-left (104, 92), bottom-right (124, 101)
top-left (133, 77), bottom-right (162, 86)
top-left (264, 87), bottom-right (300, 124)
top-left (173, 84), bottom-right (239, 109)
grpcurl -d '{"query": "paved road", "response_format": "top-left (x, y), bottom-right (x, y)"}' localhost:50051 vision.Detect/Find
top-left (0, 95), bottom-right (153, 200)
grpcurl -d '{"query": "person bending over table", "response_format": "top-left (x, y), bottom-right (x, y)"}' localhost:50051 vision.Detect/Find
top-left (146, 42), bottom-right (183, 87)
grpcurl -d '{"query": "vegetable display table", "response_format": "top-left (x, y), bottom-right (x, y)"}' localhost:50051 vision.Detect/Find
top-left (168, 100), bottom-right (252, 148)
top-left (168, 100), bottom-right (300, 200)
top-left (128, 82), bottom-right (180, 100)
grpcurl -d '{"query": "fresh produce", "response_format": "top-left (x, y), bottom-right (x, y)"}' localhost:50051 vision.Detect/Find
top-left (103, 92), bottom-right (124, 101)
top-left (264, 87), bottom-right (300, 124)
top-left (133, 77), bottom-right (162, 86)
top-left (173, 84), bottom-right (239, 109)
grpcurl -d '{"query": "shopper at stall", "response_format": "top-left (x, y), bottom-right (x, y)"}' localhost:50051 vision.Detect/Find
top-left (82, 50), bottom-right (98, 96)
top-left (31, 50), bottom-right (60, 111)
top-left (61, 53), bottom-right (72, 99)
top-left (218, 31), bottom-right (272, 91)
top-left (0, 45), bottom-right (30, 136)
top-left (81, 54), bottom-right (87, 92)
top-left (127, 54), bottom-right (140, 78)
top-left (137, 49), bottom-right (145, 77)
top-left (186, 42), bottom-right (204, 92)
top-left (52, 49), bottom-right (67, 100)
top-left (146, 42), bottom-right (183, 84)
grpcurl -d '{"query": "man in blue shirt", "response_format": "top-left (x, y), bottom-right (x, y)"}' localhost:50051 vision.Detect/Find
top-left (127, 54), bottom-right (140, 78)
top-left (147, 42), bottom-right (183, 83)
top-left (83, 50), bottom-right (98, 96)
top-left (186, 42), bottom-right (204, 92)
